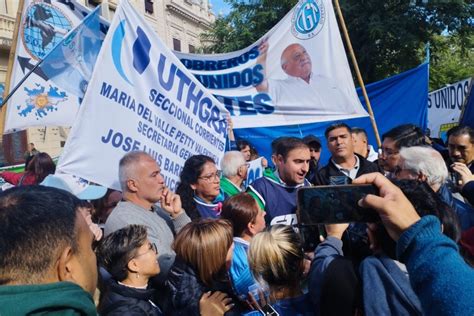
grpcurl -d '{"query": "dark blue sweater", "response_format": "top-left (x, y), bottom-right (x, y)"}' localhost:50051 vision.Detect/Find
top-left (397, 215), bottom-right (474, 315)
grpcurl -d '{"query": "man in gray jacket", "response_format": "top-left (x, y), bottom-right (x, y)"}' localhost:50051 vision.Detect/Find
top-left (105, 151), bottom-right (190, 282)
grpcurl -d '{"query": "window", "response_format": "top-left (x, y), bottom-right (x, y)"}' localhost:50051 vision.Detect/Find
top-left (145, 0), bottom-right (154, 14)
top-left (173, 38), bottom-right (181, 52)
top-left (189, 45), bottom-right (195, 53)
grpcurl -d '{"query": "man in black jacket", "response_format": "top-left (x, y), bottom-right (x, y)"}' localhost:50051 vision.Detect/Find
top-left (312, 123), bottom-right (380, 185)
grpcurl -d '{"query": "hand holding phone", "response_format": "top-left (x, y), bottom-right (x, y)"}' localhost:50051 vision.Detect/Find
top-left (297, 184), bottom-right (380, 224)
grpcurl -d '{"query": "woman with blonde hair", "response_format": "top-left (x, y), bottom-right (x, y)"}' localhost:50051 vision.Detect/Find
top-left (248, 225), bottom-right (314, 315)
top-left (163, 219), bottom-right (238, 315)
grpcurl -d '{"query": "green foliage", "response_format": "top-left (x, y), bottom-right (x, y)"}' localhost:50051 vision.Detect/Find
top-left (202, 0), bottom-right (473, 86)
top-left (429, 33), bottom-right (474, 91)
top-left (201, 0), bottom-right (297, 53)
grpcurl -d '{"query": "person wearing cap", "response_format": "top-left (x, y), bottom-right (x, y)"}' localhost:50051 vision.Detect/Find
top-left (302, 134), bottom-right (322, 181)
top-left (41, 173), bottom-right (108, 242)
top-left (104, 151), bottom-right (190, 284)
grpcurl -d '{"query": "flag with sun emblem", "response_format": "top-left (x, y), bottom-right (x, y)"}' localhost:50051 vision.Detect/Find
top-left (2, 1), bottom-right (106, 134)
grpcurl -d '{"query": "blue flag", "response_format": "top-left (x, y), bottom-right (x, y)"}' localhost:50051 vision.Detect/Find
top-left (39, 6), bottom-right (104, 98)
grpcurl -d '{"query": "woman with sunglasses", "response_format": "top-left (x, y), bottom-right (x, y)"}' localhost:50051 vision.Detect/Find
top-left (96, 225), bottom-right (162, 315)
top-left (176, 155), bottom-right (225, 219)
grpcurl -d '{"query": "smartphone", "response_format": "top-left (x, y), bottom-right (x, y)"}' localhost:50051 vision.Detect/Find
top-left (298, 224), bottom-right (325, 251)
top-left (259, 304), bottom-right (280, 316)
top-left (296, 184), bottom-right (380, 224)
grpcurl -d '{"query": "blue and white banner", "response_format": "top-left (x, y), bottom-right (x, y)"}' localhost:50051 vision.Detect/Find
top-left (246, 157), bottom-right (264, 186)
top-left (174, 0), bottom-right (368, 128)
top-left (428, 77), bottom-right (472, 140)
top-left (3, 0), bottom-right (107, 134)
top-left (57, 0), bottom-right (228, 191)
top-left (235, 63), bottom-right (429, 165)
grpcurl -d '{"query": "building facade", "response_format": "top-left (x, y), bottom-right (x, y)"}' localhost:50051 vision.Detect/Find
top-left (0, 0), bottom-right (215, 165)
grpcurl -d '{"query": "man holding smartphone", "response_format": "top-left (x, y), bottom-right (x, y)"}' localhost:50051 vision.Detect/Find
top-left (312, 123), bottom-right (380, 185)
top-left (248, 137), bottom-right (311, 226)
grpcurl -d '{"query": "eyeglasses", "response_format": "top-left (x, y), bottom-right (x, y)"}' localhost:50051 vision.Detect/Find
top-left (380, 148), bottom-right (399, 157)
top-left (198, 170), bottom-right (222, 182)
top-left (134, 242), bottom-right (158, 258)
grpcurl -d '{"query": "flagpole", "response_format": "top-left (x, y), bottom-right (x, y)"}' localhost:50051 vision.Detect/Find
top-left (333, 0), bottom-right (382, 148)
top-left (0, 0), bottom-right (25, 136)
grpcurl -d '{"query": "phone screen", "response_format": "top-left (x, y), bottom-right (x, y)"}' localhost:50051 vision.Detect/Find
top-left (297, 184), bottom-right (380, 224)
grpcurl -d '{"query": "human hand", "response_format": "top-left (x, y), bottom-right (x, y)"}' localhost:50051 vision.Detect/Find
top-left (352, 173), bottom-right (420, 241)
top-left (261, 157), bottom-right (268, 168)
top-left (200, 291), bottom-right (233, 316)
top-left (451, 162), bottom-right (474, 188)
top-left (160, 187), bottom-right (184, 218)
top-left (325, 223), bottom-right (349, 240)
top-left (258, 38), bottom-right (269, 57)
top-left (247, 289), bottom-right (269, 312)
top-left (366, 223), bottom-right (381, 252)
top-left (226, 114), bottom-right (233, 131)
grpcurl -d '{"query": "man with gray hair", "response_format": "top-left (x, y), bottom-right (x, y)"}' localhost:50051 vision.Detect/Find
top-left (105, 151), bottom-right (190, 282)
top-left (395, 146), bottom-right (474, 230)
top-left (220, 151), bottom-right (249, 198)
top-left (395, 146), bottom-right (448, 192)
top-left (255, 41), bottom-right (351, 111)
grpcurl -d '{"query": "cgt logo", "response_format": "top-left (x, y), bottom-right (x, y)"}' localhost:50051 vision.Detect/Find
top-left (111, 20), bottom-right (152, 86)
top-left (291, 0), bottom-right (326, 40)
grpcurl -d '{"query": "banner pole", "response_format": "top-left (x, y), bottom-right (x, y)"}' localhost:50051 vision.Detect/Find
top-left (458, 76), bottom-right (474, 124)
top-left (333, 0), bottom-right (381, 148)
top-left (0, 0), bottom-right (25, 136)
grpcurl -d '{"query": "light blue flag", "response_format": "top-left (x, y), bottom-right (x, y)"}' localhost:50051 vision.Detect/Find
top-left (39, 6), bottom-right (104, 98)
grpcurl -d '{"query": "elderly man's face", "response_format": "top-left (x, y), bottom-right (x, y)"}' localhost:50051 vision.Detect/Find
top-left (281, 44), bottom-right (312, 80)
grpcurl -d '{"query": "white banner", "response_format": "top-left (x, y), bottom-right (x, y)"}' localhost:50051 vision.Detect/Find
top-left (57, 0), bottom-right (228, 191)
top-left (246, 157), bottom-right (264, 186)
top-left (3, 0), bottom-right (101, 133)
top-left (428, 77), bottom-right (472, 140)
top-left (174, 0), bottom-right (368, 128)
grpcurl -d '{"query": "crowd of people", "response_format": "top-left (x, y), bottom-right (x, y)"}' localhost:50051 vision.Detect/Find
top-left (1, 123), bottom-right (474, 315)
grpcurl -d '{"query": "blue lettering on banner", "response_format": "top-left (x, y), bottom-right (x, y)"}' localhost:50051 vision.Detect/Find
top-left (156, 54), bottom-right (227, 138)
top-left (180, 46), bottom-right (259, 71)
top-left (137, 121), bottom-right (179, 154)
top-left (149, 90), bottom-right (195, 131)
top-left (163, 157), bottom-right (183, 177)
top-left (101, 128), bottom-right (141, 152)
top-left (164, 174), bottom-right (178, 192)
top-left (214, 93), bottom-right (274, 116)
top-left (246, 167), bottom-right (262, 186)
top-left (428, 81), bottom-right (470, 110)
top-left (194, 64), bottom-right (264, 89)
top-left (100, 81), bottom-right (153, 122)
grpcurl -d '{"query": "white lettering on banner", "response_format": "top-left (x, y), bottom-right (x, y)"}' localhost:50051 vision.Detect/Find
top-left (57, 0), bottom-right (228, 192)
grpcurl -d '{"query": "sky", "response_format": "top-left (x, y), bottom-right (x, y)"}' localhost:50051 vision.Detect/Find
top-left (210, 0), bottom-right (231, 16)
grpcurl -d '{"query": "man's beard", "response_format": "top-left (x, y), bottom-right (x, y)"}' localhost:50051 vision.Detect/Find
top-left (309, 159), bottom-right (318, 171)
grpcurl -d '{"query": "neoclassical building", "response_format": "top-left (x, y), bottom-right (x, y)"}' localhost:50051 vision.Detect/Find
top-left (0, 0), bottom-right (215, 165)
